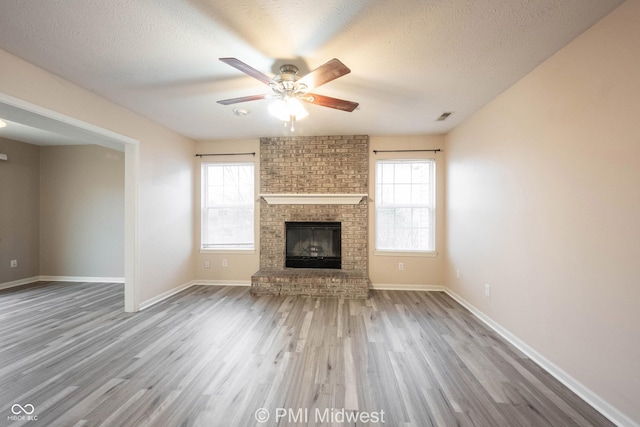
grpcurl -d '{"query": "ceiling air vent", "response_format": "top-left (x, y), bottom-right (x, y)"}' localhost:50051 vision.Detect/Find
top-left (436, 112), bottom-right (453, 121)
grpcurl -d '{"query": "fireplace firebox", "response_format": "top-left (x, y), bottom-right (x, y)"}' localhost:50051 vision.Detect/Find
top-left (285, 222), bottom-right (341, 269)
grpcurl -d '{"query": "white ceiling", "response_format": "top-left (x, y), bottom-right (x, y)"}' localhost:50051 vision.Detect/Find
top-left (0, 0), bottom-right (624, 143)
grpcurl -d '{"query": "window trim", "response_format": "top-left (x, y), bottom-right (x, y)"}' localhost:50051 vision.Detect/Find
top-left (374, 158), bottom-right (437, 254)
top-left (200, 161), bottom-right (256, 252)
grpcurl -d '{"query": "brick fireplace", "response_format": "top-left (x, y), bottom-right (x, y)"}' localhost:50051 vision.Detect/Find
top-left (250, 135), bottom-right (370, 298)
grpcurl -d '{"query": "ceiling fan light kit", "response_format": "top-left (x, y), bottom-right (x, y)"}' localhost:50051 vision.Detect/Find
top-left (268, 97), bottom-right (309, 130)
top-left (217, 57), bottom-right (358, 130)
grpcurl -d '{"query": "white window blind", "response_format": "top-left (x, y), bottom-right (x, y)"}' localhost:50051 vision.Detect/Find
top-left (375, 159), bottom-right (435, 252)
top-left (201, 162), bottom-right (255, 250)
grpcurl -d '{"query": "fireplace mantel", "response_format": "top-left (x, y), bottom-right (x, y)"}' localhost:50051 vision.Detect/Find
top-left (259, 193), bottom-right (367, 205)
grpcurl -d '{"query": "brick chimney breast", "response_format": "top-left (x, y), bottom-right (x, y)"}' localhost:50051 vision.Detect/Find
top-left (252, 135), bottom-right (370, 298)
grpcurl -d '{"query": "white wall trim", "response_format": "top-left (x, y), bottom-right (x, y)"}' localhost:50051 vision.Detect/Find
top-left (138, 280), bottom-right (196, 311)
top-left (1, 276), bottom-right (125, 290)
top-left (0, 92), bottom-right (138, 147)
top-left (0, 276), bottom-right (41, 290)
top-left (444, 288), bottom-right (636, 427)
top-left (192, 280), bottom-right (251, 287)
top-left (38, 275), bottom-right (125, 283)
top-left (127, 280), bottom-right (252, 311)
top-left (124, 142), bottom-right (140, 312)
top-left (370, 283), bottom-right (445, 292)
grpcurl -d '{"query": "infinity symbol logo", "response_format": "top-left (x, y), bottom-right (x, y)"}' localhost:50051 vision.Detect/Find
top-left (11, 404), bottom-right (35, 415)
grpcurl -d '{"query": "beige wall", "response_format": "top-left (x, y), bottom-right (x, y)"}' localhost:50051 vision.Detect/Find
top-left (445, 1), bottom-right (639, 423)
top-left (0, 138), bottom-right (40, 284)
top-left (369, 135), bottom-right (446, 287)
top-left (0, 49), bottom-right (195, 305)
top-left (39, 145), bottom-right (124, 278)
top-left (194, 139), bottom-right (260, 282)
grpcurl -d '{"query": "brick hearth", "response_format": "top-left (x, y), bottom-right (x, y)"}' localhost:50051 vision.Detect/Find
top-left (251, 269), bottom-right (369, 298)
top-left (251, 135), bottom-right (370, 298)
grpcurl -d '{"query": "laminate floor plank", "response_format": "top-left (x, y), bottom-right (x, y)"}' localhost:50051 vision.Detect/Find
top-left (0, 281), bottom-right (615, 426)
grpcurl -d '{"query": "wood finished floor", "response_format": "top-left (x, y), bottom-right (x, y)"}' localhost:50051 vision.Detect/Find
top-left (0, 282), bottom-right (613, 427)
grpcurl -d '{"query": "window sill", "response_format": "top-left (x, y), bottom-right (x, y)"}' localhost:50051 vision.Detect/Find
top-left (199, 249), bottom-right (256, 254)
top-left (374, 250), bottom-right (438, 258)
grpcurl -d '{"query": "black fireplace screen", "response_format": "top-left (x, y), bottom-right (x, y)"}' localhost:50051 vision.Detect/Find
top-left (285, 222), bottom-right (341, 269)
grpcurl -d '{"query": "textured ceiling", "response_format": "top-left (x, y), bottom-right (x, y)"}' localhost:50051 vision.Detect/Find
top-left (0, 0), bottom-right (624, 142)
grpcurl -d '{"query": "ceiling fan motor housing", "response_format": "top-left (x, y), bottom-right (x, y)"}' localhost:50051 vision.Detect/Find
top-left (279, 64), bottom-right (299, 75)
top-left (272, 64), bottom-right (307, 96)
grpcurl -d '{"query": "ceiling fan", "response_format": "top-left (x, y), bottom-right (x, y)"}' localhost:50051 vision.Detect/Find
top-left (217, 57), bottom-right (358, 129)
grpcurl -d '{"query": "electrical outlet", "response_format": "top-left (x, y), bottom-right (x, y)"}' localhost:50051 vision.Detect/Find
top-left (204, 261), bottom-right (210, 268)
top-left (484, 284), bottom-right (491, 298)
top-left (456, 269), bottom-right (460, 279)
top-left (10, 259), bottom-right (17, 268)
top-left (398, 262), bottom-right (404, 271)
top-left (222, 259), bottom-right (228, 268)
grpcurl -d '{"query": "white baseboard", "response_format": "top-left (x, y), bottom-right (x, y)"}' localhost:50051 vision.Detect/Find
top-left (192, 280), bottom-right (251, 287)
top-left (0, 275), bottom-right (124, 290)
top-left (138, 280), bottom-right (196, 311)
top-left (370, 283), bottom-right (445, 292)
top-left (444, 288), bottom-right (636, 427)
top-left (0, 276), bottom-right (41, 290)
top-left (138, 280), bottom-right (251, 312)
top-left (39, 275), bottom-right (125, 283)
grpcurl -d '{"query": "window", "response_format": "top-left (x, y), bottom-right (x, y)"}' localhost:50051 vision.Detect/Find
top-left (201, 162), bottom-right (255, 250)
top-left (375, 159), bottom-right (435, 252)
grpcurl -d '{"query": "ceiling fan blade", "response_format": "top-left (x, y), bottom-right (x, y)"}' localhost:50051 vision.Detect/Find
top-left (217, 94), bottom-right (268, 105)
top-left (219, 58), bottom-right (275, 86)
top-left (304, 94), bottom-right (359, 112)
top-left (297, 59), bottom-right (351, 91)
